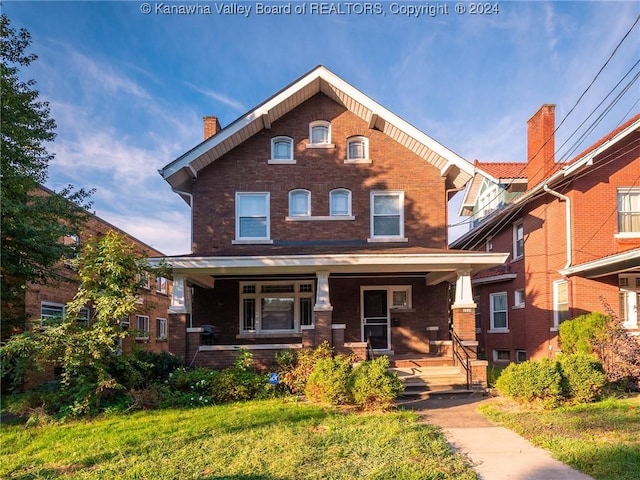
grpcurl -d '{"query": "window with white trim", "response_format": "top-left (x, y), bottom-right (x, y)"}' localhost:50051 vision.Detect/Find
top-left (516, 350), bottom-right (527, 363)
top-left (157, 317), bottom-right (167, 340)
top-left (617, 188), bottom-right (640, 234)
top-left (490, 292), bottom-right (508, 330)
top-left (514, 289), bottom-right (525, 308)
top-left (270, 136), bottom-right (294, 163)
top-left (236, 192), bottom-right (270, 241)
top-left (309, 121), bottom-right (331, 146)
top-left (474, 295), bottom-right (481, 332)
top-left (370, 191), bottom-right (404, 240)
top-left (156, 276), bottom-right (168, 295)
top-left (513, 222), bottom-right (524, 259)
top-left (40, 302), bottom-right (89, 327)
top-left (553, 280), bottom-right (570, 328)
top-left (391, 287), bottom-right (412, 309)
top-left (493, 349), bottom-right (510, 362)
top-left (136, 315), bottom-right (150, 339)
top-left (289, 189), bottom-right (311, 217)
top-left (138, 272), bottom-right (151, 290)
top-left (619, 274), bottom-right (639, 329)
top-left (240, 281), bottom-right (315, 334)
top-left (330, 189), bottom-right (352, 216)
top-left (346, 136), bottom-right (369, 163)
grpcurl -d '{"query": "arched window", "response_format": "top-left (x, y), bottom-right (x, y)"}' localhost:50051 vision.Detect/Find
top-left (309, 120), bottom-right (331, 146)
top-left (346, 136), bottom-right (369, 162)
top-left (330, 189), bottom-right (352, 216)
top-left (270, 136), bottom-right (294, 162)
top-left (289, 189), bottom-right (311, 217)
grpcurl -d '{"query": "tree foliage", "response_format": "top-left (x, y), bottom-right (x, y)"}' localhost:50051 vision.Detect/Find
top-left (0, 14), bottom-right (92, 335)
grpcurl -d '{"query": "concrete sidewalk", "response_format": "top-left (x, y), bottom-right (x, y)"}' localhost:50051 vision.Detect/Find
top-left (399, 393), bottom-right (594, 480)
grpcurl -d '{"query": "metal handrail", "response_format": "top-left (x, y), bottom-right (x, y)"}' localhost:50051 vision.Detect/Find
top-left (450, 328), bottom-right (471, 389)
top-left (366, 338), bottom-right (375, 361)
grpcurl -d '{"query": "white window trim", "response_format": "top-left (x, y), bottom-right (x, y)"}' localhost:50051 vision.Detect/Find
top-left (330, 188), bottom-right (353, 217)
top-left (489, 292), bottom-right (509, 332)
top-left (345, 136), bottom-right (371, 164)
top-left (552, 279), bottom-right (569, 330)
top-left (390, 286), bottom-right (412, 310)
top-left (41, 302), bottom-right (89, 327)
top-left (619, 274), bottom-right (639, 329)
top-left (157, 317), bottom-right (168, 340)
top-left (288, 189), bottom-right (311, 218)
top-left (269, 136), bottom-right (295, 164)
top-left (234, 192), bottom-right (272, 244)
top-left (135, 315), bottom-right (150, 340)
top-left (156, 276), bottom-right (168, 295)
top-left (616, 187), bottom-right (640, 236)
top-left (492, 349), bottom-right (511, 362)
top-left (239, 281), bottom-right (315, 335)
top-left (514, 289), bottom-right (525, 309)
top-left (307, 120), bottom-right (334, 148)
top-left (513, 221), bottom-right (524, 260)
top-left (368, 190), bottom-right (408, 242)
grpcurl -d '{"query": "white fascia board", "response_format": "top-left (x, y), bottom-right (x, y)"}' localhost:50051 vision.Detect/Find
top-left (560, 248), bottom-right (640, 277)
top-left (149, 252), bottom-right (509, 276)
top-left (472, 273), bottom-right (517, 285)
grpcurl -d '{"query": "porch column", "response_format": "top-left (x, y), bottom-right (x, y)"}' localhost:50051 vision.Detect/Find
top-left (451, 270), bottom-right (478, 359)
top-left (168, 274), bottom-right (192, 316)
top-left (313, 271), bottom-right (333, 347)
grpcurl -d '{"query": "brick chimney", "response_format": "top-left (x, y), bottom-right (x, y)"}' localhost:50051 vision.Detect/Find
top-left (527, 104), bottom-right (555, 189)
top-left (203, 116), bottom-right (221, 140)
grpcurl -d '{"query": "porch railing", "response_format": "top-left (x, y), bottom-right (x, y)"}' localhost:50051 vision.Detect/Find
top-left (450, 327), bottom-right (471, 390)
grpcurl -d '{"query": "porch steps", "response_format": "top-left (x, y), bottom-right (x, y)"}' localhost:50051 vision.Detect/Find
top-left (390, 365), bottom-right (472, 398)
top-left (388, 354), bottom-right (454, 369)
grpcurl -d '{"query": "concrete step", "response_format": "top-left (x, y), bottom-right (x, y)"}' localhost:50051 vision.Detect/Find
top-left (388, 355), bottom-right (453, 368)
top-left (390, 365), bottom-right (470, 398)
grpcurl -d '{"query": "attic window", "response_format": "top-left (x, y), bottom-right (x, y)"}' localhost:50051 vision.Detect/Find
top-left (345, 136), bottom-right (370, 164)
top-left (308, 121), bottom-right (334, 148)
top-left (270, 136), bottom-right (295, 164)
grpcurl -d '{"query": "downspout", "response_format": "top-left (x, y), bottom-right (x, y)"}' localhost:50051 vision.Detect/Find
top-left (543, 184), bottom-right (572, 269)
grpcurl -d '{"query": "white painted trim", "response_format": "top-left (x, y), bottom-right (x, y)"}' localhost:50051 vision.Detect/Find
top-left (367, 237), bottom-right (409, 243)
top-left (370, 190), bottom-right (405, 241)
top-left (286, 215), bottom-right (355, 222)
top-left (187, 327), bottom-right (204, 333)
top-left (268, 159), bottom-right (297, 165)
top-left (560, 247), bottom-right (640, 277)
top-left (199, 343), bottom-right (303, 351)
top-left (344, 342), bottom-right (368, 348)
top-left (332, 324), bottom-right (346, 330)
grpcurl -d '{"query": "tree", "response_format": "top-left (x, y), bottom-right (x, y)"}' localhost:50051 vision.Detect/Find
top-left (1, 231), bottom-right (166, 415)
top-left (1, 14), bottom-right (92, 337)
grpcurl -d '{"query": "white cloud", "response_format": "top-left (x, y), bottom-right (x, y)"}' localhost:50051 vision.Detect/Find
top-left (185, 81), bottom-right (246, 112)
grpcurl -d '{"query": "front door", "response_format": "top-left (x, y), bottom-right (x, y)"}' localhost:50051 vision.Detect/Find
top-left (362, 289), bottom-right (390, 350)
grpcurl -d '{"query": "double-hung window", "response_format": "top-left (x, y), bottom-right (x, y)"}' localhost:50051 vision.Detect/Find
top-left (346, 136), bottom-right (369, 163)
top-left (157, 317), bottom-right (167, 340)
top-left (136, 315), bottom-right (150, 340)
top-left (370, 191), bottom-right (405, 241)
top-left (235, 192), bottom-right (270, 242)
top-left (41, 302), bottom-right (89, 327)
top-left (308, 121), bottom-right (331, 147)
top-left (617, 188), bottom-right (640, 235)
top-left (513, 222), bottom-right (524, 259)
top-left (289, 189), bottom-right (311, 217)
top-left (156, 276), bottom-right (168, 295)
top-left (330, 189), bottom-right (352, 217)
top-left (553, 280), bottom-right (570, 328)
top-left (490, 292), bottom-right (508, 331)
top-left (240, 281), bottom-right (315, 334)
top-left (270, 136), bottom-right (294, 163)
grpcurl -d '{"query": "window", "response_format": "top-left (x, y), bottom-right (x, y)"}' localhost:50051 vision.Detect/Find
top-left (619, 275), bottom-right (639, 329)
top-left (474, 295), bottom-right (481, 332)
top-left (41, 302), bottom-right (89, 327)
top-left (486, 238), bottom-right (493, 252)
top-left (239, 281), bottom-right (315, 334)
top-left (346, 136), bottom-right (369, 163)
top-left (138, 272), bottom-right (151, 290)
top-left (490, 292), bottom-right (508, 330)
top-left (136, 315), bottom-right (150, 340)
top-left (514, 289), bottom-right (525, 308)
top-left (516, 350), bottom-right (527, 363)
top-left (270, 136), bottom-right (294, 163)
top-left (617, 188), bottom-right (640, 234)
top-left (77, 308), bottom-right (90, 327)
top-left (289, 189), bottom-right (311, 217)
top-left (308, 121), bottom-right (331, 146)
top-left (493, 349), bottom-right (510, 362)
top-left (513, 222), bottom-right (524, 259)
top-left (157, 318), bottom-right (167, 340)
top-left (156, 276), bottom-right (168, 295)
top-left (553, 280), bottom-right (570, 328)
top-left (391, 287), bottom-right (412, 309)
top-left (330, 189), bottom-right (352, 216)
top-left (235, 192), bottom-right (270, 242)
top-left (370, 191), bottom-right (405, 240)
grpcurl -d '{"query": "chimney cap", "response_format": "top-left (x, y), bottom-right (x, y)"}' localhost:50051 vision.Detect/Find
top-left (527, 104), bottom-right (555, 124)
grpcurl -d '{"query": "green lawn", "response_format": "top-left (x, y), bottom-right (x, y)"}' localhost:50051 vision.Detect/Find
top-left (1, 398), bottom-right (478, 479)
top-left (479, 394), bottom-right (640, 480)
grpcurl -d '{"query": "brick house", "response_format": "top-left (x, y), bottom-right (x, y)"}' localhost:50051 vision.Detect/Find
top-left (152, 66), bottom-right (507, 384)
top-left (452, 105), bottom-right (640, 365)
top-left (14, 186), bottom-right (173, 354)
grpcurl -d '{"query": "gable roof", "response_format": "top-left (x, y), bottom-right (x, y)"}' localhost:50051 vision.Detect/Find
top-left (452, 113), bottom-right (640, 250)
top-left (476, 161), bottom-right (527, 180)
top-left (159, 66), bottom-right (475, 204)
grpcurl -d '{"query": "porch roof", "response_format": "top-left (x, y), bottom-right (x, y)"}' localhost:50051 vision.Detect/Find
top-left (149, 246), bottom-right (509, 284)
top-left (559, 247), bottom-right (640, 278)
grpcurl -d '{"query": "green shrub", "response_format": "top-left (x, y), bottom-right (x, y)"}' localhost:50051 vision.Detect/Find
top-left (496, 358), bottom-right (563, 408)
top-left (275, 341), bottom-right (334, 394)
top-left (166, 367), bottom-right (220, 395)
top-left (559, 312), bottom-right (608, 356)
top-left (305, 354), bottom-right (352, 405)
top-left (349, 356), bottom-right (404, 410)
top-left (211, 349), bottom-right (272, 403)
top-left (559, 353), bottom-right (606, 404)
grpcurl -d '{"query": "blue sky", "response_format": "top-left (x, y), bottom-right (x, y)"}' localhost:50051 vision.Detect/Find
top-left (4, 1), bottom-right (639, 254)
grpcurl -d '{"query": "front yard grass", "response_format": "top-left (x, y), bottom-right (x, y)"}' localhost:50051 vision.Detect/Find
top-left (479, 394), bottom-right (640, 480)
top-left (1, 398), bottom-right (478, 479)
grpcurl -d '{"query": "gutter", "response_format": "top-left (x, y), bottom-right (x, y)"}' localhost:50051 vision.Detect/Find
top-left (543, 184), bottom-right (572, 269)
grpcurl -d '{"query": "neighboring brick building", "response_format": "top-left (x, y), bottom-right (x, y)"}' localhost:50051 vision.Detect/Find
top-left (14, 186), bottom-right (172, 354)
top-left (152, 66), bottom-right (507, 382)
top-left (452, 106), bottom-right (640, 365)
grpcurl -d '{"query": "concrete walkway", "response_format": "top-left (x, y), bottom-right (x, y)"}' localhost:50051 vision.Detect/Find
top-left (399, 393), bottom-right (594, 480)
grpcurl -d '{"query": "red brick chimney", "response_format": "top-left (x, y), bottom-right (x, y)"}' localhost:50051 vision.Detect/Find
top-left (203, 116), bottom-right (221, 140)
top-left (527, 104), bottom-right (555, 189)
